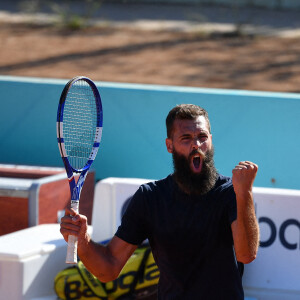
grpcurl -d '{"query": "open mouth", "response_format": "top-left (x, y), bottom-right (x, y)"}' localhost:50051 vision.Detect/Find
top-left (193, 156), bottom-right (201, 168)
top-left (191, 154), bottom-right (203, 172)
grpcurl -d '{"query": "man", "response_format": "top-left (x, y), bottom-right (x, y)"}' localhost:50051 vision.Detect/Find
top-left (60, 104), bottom-right (259, 299)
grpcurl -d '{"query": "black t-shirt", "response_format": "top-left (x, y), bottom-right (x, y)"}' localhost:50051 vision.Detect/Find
top-left (115, 174), bottom-right (244, 300)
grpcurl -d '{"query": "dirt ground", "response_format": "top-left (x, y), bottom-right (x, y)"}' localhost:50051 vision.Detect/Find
top-left (1, 21), bottom-right (300, 93)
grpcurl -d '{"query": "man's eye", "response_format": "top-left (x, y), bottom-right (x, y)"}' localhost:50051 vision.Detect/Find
top-left (200, 135), bottom-right (208, 141)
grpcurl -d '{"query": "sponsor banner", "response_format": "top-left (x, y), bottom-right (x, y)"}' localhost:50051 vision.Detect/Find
top-left (243, 187), bottom-right (300, 292)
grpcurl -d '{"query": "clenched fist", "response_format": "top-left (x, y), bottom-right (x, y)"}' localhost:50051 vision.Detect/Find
top-left (232, 161), bottom-right (258, 196)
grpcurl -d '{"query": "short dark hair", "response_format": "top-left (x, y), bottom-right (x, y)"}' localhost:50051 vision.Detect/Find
top-left (166, 104), bottom-right (211, 138)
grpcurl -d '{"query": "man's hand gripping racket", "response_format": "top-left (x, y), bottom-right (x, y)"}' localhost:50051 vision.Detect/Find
top-left (57, 76), bottom-right (103, 264)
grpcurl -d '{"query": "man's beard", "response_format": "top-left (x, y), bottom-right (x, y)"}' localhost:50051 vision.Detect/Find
top-left (172, 146), bottom-right (218, 196)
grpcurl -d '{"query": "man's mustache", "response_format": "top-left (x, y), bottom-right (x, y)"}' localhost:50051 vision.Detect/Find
top-left (188, 149), bottom-right (205, 160)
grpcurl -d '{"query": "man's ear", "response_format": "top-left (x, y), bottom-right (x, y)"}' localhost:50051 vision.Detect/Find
top-left (165, 138), bottom-right (173, 153)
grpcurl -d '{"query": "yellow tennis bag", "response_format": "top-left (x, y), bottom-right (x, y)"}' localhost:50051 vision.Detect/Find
top-left (54, 246), bottom-right (159, 300)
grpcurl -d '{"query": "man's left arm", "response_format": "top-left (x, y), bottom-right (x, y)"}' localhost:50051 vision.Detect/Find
top-left (231, 161), bottom-right (260, 264)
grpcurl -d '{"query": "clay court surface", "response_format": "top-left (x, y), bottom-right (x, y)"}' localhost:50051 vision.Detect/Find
top-left (1, 21), bottom-right (300, 93)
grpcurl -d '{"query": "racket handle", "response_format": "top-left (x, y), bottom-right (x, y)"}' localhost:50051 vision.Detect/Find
top-left (66, 200), bottom-right (79, 264)
top-left (66, 235), bottom-right (78, 264)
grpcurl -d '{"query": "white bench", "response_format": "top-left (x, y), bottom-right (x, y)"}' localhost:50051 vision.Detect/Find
top-left (0, 224), bottom-right (67, 300)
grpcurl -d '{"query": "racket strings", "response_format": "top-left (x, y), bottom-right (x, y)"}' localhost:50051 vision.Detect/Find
top-left (63, 80), bottom-right (98, 170)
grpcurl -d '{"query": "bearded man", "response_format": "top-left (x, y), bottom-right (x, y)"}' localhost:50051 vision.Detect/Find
top-left (60, 104), bottom-right (260, 300)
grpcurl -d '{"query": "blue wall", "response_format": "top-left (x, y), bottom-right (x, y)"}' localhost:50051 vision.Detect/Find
top-left (1, 75), bottom-right (299, 190)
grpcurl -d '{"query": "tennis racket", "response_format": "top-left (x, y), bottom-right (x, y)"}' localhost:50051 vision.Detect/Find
top-left (57, 76), bottom-right (103, 264)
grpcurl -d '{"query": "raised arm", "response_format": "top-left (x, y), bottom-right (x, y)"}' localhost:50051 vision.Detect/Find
top-left (60, 208), bottom-right (137, 282)
top-left (231, 161), bottom-right (260, 264)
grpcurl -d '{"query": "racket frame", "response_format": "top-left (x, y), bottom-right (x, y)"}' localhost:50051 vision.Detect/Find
top-left (57, 76), bottom-right (103, 263)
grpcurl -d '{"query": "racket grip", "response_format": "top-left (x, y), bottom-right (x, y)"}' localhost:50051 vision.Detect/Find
top-left (66, 235), bottom-right (78, 264)
top-left (66, 200), bottom-right (79, 264)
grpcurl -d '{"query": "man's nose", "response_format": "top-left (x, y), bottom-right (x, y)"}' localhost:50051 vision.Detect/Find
top-left (192, 138), bottom-right (201, 149)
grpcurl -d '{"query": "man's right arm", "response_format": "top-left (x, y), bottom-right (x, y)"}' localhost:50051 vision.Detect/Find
top-left (60, 208), bottom-right (138, 282)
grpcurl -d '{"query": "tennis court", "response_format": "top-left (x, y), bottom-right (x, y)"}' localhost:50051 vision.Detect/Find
top-left (1, 2), bottom-right (300, 92)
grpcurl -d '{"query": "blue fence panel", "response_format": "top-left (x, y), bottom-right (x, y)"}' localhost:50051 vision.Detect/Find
top-left (0, 76), bottom-right (299, 190)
